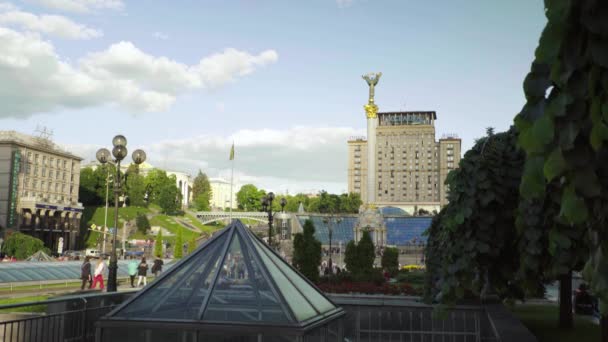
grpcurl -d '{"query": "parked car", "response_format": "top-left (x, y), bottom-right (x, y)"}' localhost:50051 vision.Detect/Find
top-left (85, 249), bottom-right (100, 258)
top-left (125, 250), bottom-right (144, 258)
top-left (63, 250), bottom-right (83, 259)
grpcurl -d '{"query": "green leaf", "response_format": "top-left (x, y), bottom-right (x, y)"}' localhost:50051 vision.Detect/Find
top-left (544, 0), bottom-right (571, 23)
top-left (591, 96), bottom-right (602, 123)
top-left (535, 23), bottom-right (564, 64)
top-left (543, 148), bottom-right (566, 181)
top-left (520, 157), bottom-right (546, 199)
top-left (573, 167), bottom-right (601, 197)
top-left (559, 184), bottom-right (589, 224)
top-left (558, 121), bottom-right (579, 151)
top-left (454, 212), bottom-right (465, 225)
top-left (549, 229), bottom-right (572, 249)
top-left (602, 102), bottom-right (608, 122)
top-left (524, 72), bottom-right (552, 99)
top-left (590, 36), bottom-right (608, 68)
top-left (533, 115), bottom-right (555, 146)
top-left (546, 93), bottom-right (572, 117)
top-left (590, 122), bottom-right (608, 151)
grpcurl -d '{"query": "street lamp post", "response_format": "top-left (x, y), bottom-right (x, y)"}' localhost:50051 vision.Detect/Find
top-left (261, 192), bottom-right (275, 246)
top-left (323, 214), bottom-right (342, 274)
top-left (96, 135), bottom-right (146, 292)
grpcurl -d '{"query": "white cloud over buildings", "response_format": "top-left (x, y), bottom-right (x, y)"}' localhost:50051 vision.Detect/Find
top-left (0, 26), bottom-right (278, 118)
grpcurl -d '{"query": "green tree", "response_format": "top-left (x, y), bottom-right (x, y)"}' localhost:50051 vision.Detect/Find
top-left (381, 247), bottom-right (399, 277)
top-left (174, 228), bottom-right (183, 259)
top-left (2, 232), bottom-right (47, 259)
top-left (158, 182), bottom-right (180, 214)
top-left (78, 167), bottom-right (102, 206)
top-left (188, 237), bottom-right (196, 254)
top-left (236, 184), bottom-right (265, 211)
top-left (126, 165), bottom-right (146, 207)
top-left (192, 170), bottom-right (212, 211)
top-left (136, 214), bottom-right (151, 234)
top-left (154, 229), bottom-right (163, 258)
top-left (291, 219), bottom-right (322, 282)
top-left (424, 129), bottom-right (526, 304)
top-left (357, 230), bottom-right (375, 275)
top-left (344, 240), bottom-right (358, 274)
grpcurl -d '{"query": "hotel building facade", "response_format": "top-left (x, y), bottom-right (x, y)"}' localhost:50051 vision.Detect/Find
top-left (347, 111), bottom-right (461, 214)
top-left (0, 131), bottom-right (84, 252)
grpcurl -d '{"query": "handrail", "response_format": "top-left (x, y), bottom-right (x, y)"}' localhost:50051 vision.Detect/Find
top-left (0, 290), bottom-right (131, 310)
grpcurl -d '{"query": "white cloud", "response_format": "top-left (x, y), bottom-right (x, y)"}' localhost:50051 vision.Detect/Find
top-left (0, 8), bottom-right (102, 39)
top-left (336, 0), bottom-right (354, 8)
top-left (26, 0), bottom-right (124, 13)
top-left (152, 31), bottom-right (168, 40)
top-left (0, 2), bottom-right (17, 11)
top-left (0, 27), bottom-right (278, 118)
top-left (65, 126), bottom-right (362, 194)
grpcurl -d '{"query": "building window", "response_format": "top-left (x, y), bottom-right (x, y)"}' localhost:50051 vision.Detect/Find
top-left (35, 154), bottom-right (39, 163)
top-left (63, 160), bottom-right (67, 169)
top-left (43, 156), bottom-right (47, 165)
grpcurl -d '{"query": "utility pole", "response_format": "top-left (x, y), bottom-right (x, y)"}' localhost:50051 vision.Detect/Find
top-left (122, 220), bottom-right (127, 260)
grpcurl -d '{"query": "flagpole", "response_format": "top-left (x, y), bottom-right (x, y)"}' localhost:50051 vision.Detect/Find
top-left (229, 142), bottom-right (234, 221)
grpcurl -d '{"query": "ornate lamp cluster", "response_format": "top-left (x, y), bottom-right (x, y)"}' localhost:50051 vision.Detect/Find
top-left (260, 192), bottom-right (287, 246)
top-left (96, 135), bottom-right (146, 292)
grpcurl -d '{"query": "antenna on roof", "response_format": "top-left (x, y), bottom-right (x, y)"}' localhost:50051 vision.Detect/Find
top-left (34, 125), bottom-right (54, 147)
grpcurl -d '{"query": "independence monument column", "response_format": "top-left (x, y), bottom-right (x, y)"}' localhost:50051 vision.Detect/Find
top-left (362, 72), bottom-right (382, 205)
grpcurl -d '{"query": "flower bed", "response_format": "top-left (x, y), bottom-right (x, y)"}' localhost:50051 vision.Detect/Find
top-left (317, 281), bottom-right (420, 296)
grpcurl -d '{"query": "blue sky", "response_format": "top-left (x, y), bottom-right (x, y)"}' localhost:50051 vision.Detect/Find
top-left (0, 0), bottom-right (546, 193)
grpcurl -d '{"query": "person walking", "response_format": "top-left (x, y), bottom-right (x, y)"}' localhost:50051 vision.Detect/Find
top-left (91, 257), bottom-right (107, 290)
top-left (137, 257), bottom-right (148, 287)
top-left (128, 257), bottom-right (138, 288)
top-left (80, 256), bottom-right (92, 290)
top-left (151, 257), bottom-right (164, 277)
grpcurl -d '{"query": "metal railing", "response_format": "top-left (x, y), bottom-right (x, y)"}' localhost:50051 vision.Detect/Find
top-left (0, 291), bottom-right (133, 342)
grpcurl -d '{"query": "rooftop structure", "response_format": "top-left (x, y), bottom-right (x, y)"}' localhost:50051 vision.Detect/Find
top-left (97, 220), bottom-right (344, 341)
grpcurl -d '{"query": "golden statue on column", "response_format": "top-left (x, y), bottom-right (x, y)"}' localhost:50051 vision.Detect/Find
top-left (362, 72), bottom-right (382, 118)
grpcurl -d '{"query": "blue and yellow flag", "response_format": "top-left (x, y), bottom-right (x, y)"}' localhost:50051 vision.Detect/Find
top-left (229, 142), bottom-right (235, 160)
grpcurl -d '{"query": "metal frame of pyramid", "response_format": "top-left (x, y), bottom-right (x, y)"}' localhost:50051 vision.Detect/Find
top-left (96, 220), bottom-right (344, 340)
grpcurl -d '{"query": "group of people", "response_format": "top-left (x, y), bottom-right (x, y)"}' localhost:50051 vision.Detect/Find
top-left (80, 256), bottom-right (164, 290)
top-left (1, 255), bottom-right (17, 262)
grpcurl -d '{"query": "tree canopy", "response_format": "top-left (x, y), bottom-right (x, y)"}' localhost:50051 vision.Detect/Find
top-left (192, 170), bottom-right (212, 211)
top-left (292, 219), bottom-right (322, 283)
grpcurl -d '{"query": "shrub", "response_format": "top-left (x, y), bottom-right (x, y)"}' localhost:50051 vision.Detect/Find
top-left (136, 214), bottom-right (151, 234)
top-left (292, 219), bottom-right (322, 283)
top-left (2, 232), bottom-right (46, 259)
top-left (154, 230), bottom-right (163, 258)
top-left (381, 247), bottom-right (399, 276)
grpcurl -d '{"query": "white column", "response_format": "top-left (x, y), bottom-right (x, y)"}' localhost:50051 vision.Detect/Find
top-left (367, 117), bottom-right (377, 204)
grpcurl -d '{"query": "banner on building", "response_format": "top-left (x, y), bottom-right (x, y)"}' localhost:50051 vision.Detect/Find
top-left (7, 150), bottom-right (21, 228)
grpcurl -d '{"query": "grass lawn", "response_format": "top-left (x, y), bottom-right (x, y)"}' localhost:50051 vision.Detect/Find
top-left (0, 295), bottom-right (49, 313)
top-left (150, 215), bottom-right (200, 242)
top-left (510, 304), bottom-right (600, 342)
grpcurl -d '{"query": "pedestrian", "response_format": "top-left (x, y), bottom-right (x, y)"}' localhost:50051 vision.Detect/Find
top-left (91, 257), bottom-right (107, 290)
top-left (151, 257), bottom-right (164, 277)
top-left (128, 257), bottom-right (138, 288)
top-left (80, 256), bottom-right (92, 290)
top-left (137, 257), bottom-right (148, 287)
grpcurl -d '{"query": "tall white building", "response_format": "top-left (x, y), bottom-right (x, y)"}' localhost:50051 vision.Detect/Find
top-left (209, 178), bottom-right (238, 210)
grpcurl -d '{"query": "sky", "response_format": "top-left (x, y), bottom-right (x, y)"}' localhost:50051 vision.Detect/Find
top-left (0, 0), bottom-right (547, 194)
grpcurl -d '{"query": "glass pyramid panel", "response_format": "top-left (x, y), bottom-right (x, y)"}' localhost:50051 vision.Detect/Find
top-left (253, 237), bottom-right (336, 315)
top-left (202, 231), bottom-right (289, 323)
top-left (114, 231), bottom-right (228, 320)
top-left (251, 236), bottom-right (318, 322)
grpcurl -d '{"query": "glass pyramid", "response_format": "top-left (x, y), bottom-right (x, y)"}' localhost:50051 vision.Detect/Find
top-left (110, 220), bottom-right (342, 326)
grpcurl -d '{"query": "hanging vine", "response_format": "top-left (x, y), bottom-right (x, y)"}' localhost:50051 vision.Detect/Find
top-left (514, 0), bottom-right (608, 312)
top-left (425, 128), bottom-right (525, 303)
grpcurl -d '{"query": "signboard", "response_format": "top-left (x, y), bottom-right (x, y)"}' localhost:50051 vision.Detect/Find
top-left (58, 237), bottom-right (64, 255)
top-left (7, 150), bottom-right (21, 227)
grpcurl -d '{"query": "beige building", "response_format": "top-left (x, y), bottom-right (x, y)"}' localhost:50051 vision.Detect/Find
top-left (209, 178), bottom-right (238, 210)
top-left (348, 112), bottom-right (461, 213)
top-left (0, 131), bottom-right (83, 251)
